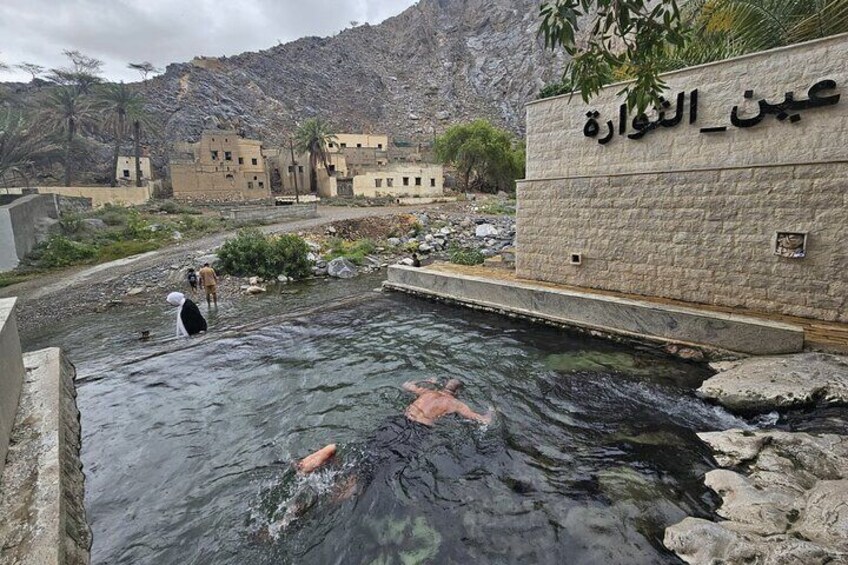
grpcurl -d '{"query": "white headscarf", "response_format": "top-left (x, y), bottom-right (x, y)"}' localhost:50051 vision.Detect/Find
top-left (166, 292), bottom-right (189, 337)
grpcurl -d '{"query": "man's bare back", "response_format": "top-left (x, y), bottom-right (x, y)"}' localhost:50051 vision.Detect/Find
top-left (403, 378), bottom-right (491, 426)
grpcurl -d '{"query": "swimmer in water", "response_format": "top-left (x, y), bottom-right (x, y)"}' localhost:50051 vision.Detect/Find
top-left (265, 379), bottom-right (492, 533)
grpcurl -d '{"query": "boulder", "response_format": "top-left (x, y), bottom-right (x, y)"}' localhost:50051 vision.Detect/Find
top-left (700, 353), bottom-right (848, 412)
top-left (327, 257), bottom-right (357, 279)
top-left (399, 258), bottom-right (415, 266)
top-left (475, 224), bottom-right (498, 237)
top-left (126, 287), bottom-right (145, 296)
top-left (418, 244), bottom-right (432, 253)
top-left (83, 218), bottom-right (108, 230)
top-left (387, 237), bottom-right (402, 247)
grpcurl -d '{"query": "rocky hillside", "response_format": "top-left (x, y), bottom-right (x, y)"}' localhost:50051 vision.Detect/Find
top-left (141, 0), bottom-right (565, 146)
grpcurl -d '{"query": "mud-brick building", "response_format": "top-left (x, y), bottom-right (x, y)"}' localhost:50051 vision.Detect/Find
top-left (518, 34), bottom-right (848, 324)
top-left (170, 131), bottom-right (270, 201)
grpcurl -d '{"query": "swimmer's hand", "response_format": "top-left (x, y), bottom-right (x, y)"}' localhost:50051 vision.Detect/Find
top-left (297, 443), bottom-right (337, 474)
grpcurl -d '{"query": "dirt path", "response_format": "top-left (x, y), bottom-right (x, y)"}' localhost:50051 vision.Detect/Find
top-left (1, 204), bottom-right (423, 303)
top-left (5, 204), bottom-right (448, 337)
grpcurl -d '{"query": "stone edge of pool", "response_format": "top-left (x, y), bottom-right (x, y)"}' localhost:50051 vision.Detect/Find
top-left (0, 298), bottom-right (91, 565)
top-left (382, 265), bottom-right (804, 358)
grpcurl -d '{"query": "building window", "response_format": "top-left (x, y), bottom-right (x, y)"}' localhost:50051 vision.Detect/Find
top-left (122, 169), bottom-right (130, 178)
top-left (258, 181), bottom-right (265, 189)
top-left (387, 178), bottom-right (394, 187)
top-left (403, 177), bottom-right (409, 186)
top-left (298, 166), bottom-right (304, 173)
top-left (224, 151), bottom-right (232, 161)
top-left (340, 143), bottom-right (347, 149)
top-left (248, 181), bottom-right (254, 189)
top-left (328, 164), bottom-right (336, 174)
top-left (328, 142), bottom-right (334, 148)
top-left (415, 177), bottom-right (422, 186)
top-left (375, 179), bottom-right (383, 188)
top-left (251, 158), bottom-right (258, 165)
top-left (356, 143), bottom-right (362, 148)
top-left (211, 150), bottom-right (219, 160)
top-left (430, 178), bottom-right (436, 187)
top-left (288, 165), bottom-right (294, 173)
top-left (377, 144), bottom-right (383, 150)
top-left (254, 176), bottom-right (258, 181)
top-left (238, 157), bottom-right (244, 165)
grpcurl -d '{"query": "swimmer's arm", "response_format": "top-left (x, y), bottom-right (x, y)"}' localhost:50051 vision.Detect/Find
top-left (454, 402), bottom-right (493, 424)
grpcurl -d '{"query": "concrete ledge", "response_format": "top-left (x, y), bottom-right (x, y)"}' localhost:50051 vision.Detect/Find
top-left (384, 266), bottom-right (804, 356)
top-left (0, 297), bottom-right (25, 480)
top-left (0, 348), bottom-right (91, 565)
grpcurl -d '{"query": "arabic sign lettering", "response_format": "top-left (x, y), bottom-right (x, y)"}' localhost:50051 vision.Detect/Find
top-left (582, 80), bottom-right (840, 145)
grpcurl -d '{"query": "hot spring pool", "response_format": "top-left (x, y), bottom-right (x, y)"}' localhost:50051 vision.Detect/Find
top-left (24, 275), bottom-right (750, 564)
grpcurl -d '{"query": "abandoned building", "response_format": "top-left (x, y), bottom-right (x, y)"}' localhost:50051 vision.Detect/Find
top-left (266, 133), bottom-right (444, 199)
top-left (115, 156), bottom-right (152, 184)
top-left (170, 131), bottom-right (270, 201)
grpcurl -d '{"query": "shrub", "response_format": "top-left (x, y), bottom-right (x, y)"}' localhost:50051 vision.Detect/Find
top-left (478, 199), bottom-right (516, 216)
top-left (96, 240), bottom-right (161, 262)
top-left (157, 200), bottom-right (202, 215)
top-left (96, 204), bottom-right (131, 226)
top-left (449, 246), bottom-right (485, 266)
top-left (324, 238), bottom-right (376, 265)
top-left (59, 213), bottom-right (84, 235)
top-left (218, 229), bottom-right (311, 279)
top-left (39, 235), bottom-right (97, 267)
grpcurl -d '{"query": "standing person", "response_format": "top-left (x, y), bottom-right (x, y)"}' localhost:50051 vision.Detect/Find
top-left (166, 292), bottom-right (207, 337)
top-left (411, 253), bottom-right (421, 268)
top-left (186, 268), bottom-right (199, 294)
top-left (198, 262), bottom-right (218, 308)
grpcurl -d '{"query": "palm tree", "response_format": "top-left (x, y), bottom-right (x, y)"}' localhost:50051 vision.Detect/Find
top-left (294, 118), bottom-right (337, 193)
top-left (0, 109), bottom-right (57, 186)
top-left (40, 86), bottom-right (97, 186)
top-left (98, 83), bottom-right (146, 187)
top-left (661, 0), bottom-right (848, 71)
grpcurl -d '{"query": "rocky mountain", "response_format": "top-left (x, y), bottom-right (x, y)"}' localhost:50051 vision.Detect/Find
top-left (142, 0), bottom-right (566, 146)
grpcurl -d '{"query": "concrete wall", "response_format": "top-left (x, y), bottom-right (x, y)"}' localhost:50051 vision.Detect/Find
top-left (518, 34), bottom-right (848, 323)
top-left (222, 202), bottom-right (318, 222)
top-left (1, 185), bottom-right (151, 208)
top-left (0, 298), bottom-right (25, 482)
top-left (0, 194), bottom-right (60, 272)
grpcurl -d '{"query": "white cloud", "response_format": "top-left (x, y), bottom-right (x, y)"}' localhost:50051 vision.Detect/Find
top-left (0, 0), bottom-right (417, 82)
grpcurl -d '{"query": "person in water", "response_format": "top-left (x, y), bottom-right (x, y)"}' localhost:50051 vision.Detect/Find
top-left (198, 262), bottom-right (218, 308)
top-left (265, 378), bottom-right (491, 533)
top-left (166, 292), bottom-right (208, 337)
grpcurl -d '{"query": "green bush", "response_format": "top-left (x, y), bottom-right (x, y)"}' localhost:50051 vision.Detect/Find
top-left (39, 235), bottom-right (97, 267)
top-left (325, 238), bottom-right (376, 265)
top-left (478, 199), bottom-right (516, 216)
top-left (218, 229), bottom-right (311, 279)
top-left (96, 240), bottom-right (161, 262)
top-left (449, 246), bottom-right (485, 266)
top-left (157, 200), bottom-right (202, 215)
top-left (59, 213), bottom-right (85, 235)
top-left (95, 204), bottom-right (131, 226)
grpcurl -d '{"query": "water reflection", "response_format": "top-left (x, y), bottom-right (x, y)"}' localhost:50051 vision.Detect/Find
top-left (23, 274), bottom-right (749, 564)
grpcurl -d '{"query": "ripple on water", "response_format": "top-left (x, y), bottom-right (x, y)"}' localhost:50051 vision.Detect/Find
top-left (36, 282), bottom-right (747, 565)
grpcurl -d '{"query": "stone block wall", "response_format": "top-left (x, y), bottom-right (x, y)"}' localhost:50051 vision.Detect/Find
top-left (0, 298), bottom-right (25, 481)
top-left (518, 34), bottom-right (848, 323)
top-left (0, 194), bottom-right (60, 272)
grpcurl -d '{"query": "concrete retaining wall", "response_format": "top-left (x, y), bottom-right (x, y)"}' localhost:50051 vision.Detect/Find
top-left (519, 34), bottom-right (848, 323)
top-left (0, 348), bottom-right (91, 564)
top-left (384, 266), bottom-right (804, 356)
top-left (0, 298), bottom-right (25, 482)
top-left (1, 184), bottom-right (152, 208)
top-left (0, 194), bottom-right (60, 272)
top-left (222, 202), bottom-right (318, 222)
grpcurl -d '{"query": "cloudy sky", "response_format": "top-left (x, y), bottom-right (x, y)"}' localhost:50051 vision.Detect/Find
top-left (0, 0), bottom-right (418, 83)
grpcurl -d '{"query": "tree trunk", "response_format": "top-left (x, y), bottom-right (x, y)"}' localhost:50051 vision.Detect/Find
top-left (110, 114), bottom-right (124, 188)
top-left (134, 120), bottom-right (142, 188)
top-left (64, 118), bottom-right (75, 187)
top-left (310, 151), bottom-right (318, 193)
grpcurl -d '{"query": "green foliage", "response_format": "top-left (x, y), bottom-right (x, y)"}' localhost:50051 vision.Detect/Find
top-left (434, 120), bottom-right (525, 193)
top-left (122, 209), bottom-right (151, 239)
top-left (0, 109), bottom-right (57, 183)
top-left (59, 213), bottom-right (84, 234)
top-left (0, 271), bottom-right (37, 289)
top-left (478, 199), bottom-right (516, 216)
top-left (294, 118), bottom-right (337, 193)
top-left (95, 204), bottom-right (130, 226)
top-left (539, 0), bottom-right (687, 112)
top-left (96, 240), bottom-right (161, 262)
top-left (157, 200), bottom-right (202, 215)
top-left (39, 235), bottom-right (97, 267)
top-left (324, 238), bottom-right (376, 265)
top-left (538, 0), bottom-right (848, 107)
top-left (218, 229), bottom-right (311, 279)
top-left (449, 246), bottom-right (485, 266)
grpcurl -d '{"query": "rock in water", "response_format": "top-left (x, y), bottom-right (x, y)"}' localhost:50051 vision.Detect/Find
top-left (327, 258), bottom-right (357, 279)
top-left (699, 353), bottom-right (848, 412)
top-left (475, 224), bottom-right (498, 237)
